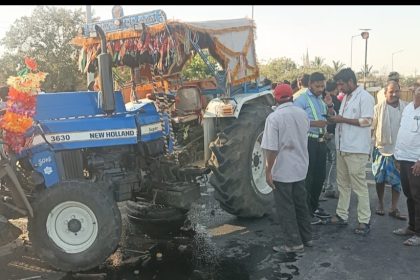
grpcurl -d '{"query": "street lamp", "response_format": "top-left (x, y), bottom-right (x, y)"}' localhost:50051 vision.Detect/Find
top-left (392, 49), bottom-right (403, 71)
top-left (350, 34), bottom-right (359, 69)
top-left (360, 28), bottom-right (371, 90)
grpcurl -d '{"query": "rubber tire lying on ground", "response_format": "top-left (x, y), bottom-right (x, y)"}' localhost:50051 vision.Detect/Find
top-left (126, 200), bottom-right (187, 238)
top-left (28, 181), bottom-right (122, 272)
top-left (208, 104), bottom-right (274, 218)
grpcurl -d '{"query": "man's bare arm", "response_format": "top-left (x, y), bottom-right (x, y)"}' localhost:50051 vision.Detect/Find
top-left (328, 115), bottom-right (372, 127)
top-left (264, 149), bottom-right (278, 189)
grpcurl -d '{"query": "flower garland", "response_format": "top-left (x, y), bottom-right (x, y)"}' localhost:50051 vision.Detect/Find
top-left (0, 57), bottom-right (47, 154)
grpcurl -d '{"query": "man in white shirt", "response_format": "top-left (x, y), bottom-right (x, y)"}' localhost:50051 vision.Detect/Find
top-left (262, 84), bottom-right (312, 253)
top-left (392, 85), bottom-right (420, 246)
top-left (371, 81), bottom-right (408, 220)
top-left (324, 68), bottom-right (375, 236)
top-left (376, 72), bottom-right (400, 104)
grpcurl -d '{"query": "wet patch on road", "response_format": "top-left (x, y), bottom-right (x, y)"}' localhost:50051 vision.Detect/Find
top-left (60, 215), bottom-right (305, 280)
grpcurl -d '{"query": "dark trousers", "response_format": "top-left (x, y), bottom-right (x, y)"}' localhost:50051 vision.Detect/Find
top-left (399, 161), bottom-right (420, 235)
top-left (273, 180), bottom-right (312, 246)
top-left (305, 138), bottom-right (327, 213)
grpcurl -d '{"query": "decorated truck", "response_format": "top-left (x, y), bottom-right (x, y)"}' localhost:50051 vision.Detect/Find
top-left (71, 7), bottom-right (276, 218)
top-left (0, 7), bottom-right (275, 272)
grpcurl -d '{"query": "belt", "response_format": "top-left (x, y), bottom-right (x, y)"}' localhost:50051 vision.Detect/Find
top-left (308, 132), bottom-right (325, 142)
top-left (308, 132), bottom-right (324, 138)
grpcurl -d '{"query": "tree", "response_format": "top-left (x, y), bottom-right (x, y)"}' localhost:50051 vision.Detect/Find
top-left (358, 64), bottom-right (374, 80)
top-left (181, 51), bottom-right (221, 80)
top-left (259, 57), bottom-right (298, 82)
top-left (311, 56), bottom-right (325, 69)
top-left (332, 60), bottom-right (345, 72)
top-left (0, 6), bottom-right (85, 92)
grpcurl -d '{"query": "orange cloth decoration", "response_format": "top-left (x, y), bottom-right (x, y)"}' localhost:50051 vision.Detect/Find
top-left (0, 57), bottom-right (47, 154)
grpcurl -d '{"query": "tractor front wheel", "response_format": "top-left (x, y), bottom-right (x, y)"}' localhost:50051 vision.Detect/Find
top-left (28, 181), bottom-right (121, 272)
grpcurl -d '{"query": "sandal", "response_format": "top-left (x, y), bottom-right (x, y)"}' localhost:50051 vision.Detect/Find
top-left (375, 209), bottom-right (385, 216)
top-left (321, 214), bottom-right (348, 225)
top-left (403, 235), bottom-right (420, 246)
top-left (354, 223), bottom-right (370, 235)
top-left (393, 227), bottom-right (415, 236)
top-left (388, 209), bottom-right (407, 221)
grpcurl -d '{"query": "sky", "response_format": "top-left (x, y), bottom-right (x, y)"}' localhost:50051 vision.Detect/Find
top-left (0, 5), bottom-right (419, 77)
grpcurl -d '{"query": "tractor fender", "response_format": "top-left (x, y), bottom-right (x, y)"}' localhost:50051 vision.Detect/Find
top-left (203, 90), bottom-right (274, 119)
top-left (203, 90), bottom-right (274, 161)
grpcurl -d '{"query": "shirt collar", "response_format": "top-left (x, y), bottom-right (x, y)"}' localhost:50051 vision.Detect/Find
top-left (351, 86), bottom-right (363, 96)
top-left (344, 85), bottom-right (363, 100)
top-left (276, 102), bottom-right (293, 110)
top-left (307, 89), bottom-right (322, 99)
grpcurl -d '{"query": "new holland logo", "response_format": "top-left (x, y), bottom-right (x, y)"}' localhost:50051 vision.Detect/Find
top-left (32, 128), bottom-right (138, 145)
top-left (43, 166), bottom-right (53, 175)
top-left (31, 124), bottom-right (162, 146)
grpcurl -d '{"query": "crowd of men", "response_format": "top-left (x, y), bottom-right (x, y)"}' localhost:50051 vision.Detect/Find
top-left (262, 68), bottom-right (420, 253)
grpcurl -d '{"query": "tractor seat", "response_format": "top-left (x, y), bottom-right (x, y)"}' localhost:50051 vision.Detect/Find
top-left (175, 86), bottom-right (203, 116)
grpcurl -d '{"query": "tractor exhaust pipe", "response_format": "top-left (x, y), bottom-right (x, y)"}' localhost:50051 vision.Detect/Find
top-left (95, 25), bottom-right (115, 114)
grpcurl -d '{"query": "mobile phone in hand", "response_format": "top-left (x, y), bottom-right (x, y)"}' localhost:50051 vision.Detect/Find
top-left (322, 114), bottom-right (331, 119)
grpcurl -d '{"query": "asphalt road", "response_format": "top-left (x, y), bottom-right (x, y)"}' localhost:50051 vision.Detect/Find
top-left (1, 165), bottom-right (420, 280)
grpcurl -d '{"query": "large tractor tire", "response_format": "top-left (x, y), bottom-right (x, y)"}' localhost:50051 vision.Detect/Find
top-left (28, 181), bottom-right (121, 272)
top-left (126, 200), bottom-right (187, 238)
top-left (208, 104), bottom-right (274, 218)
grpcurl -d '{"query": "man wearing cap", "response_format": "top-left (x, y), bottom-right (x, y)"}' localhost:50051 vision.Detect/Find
top-left (262, 83), bottom-right (312, 253)
top-left (294, 72), bottom-right (336, 225)
top-left (376, 72), bottom-right (400, 104)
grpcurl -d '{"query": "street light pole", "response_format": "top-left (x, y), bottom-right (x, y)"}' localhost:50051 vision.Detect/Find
top-left (350, 34), bottom-right (359, 69)
top-left (391, 49), bottom-right (403, 71)
top-left (86, 5), bottom-right (92, 23)
top-left (360, 29), bottom-right (371, 90)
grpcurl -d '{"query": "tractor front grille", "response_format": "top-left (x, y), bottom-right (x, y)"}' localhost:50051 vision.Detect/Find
top-left (56, 150), bottom-right (84, 180)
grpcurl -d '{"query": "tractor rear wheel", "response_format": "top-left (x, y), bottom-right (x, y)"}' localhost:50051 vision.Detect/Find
top-left (28, 181), bottom-right (121, 272)
top-left (208, 104), bottom-right (274, 218)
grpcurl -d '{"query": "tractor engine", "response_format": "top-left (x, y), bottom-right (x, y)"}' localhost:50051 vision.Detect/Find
top-left (84, 146), bottom-right (140, 201)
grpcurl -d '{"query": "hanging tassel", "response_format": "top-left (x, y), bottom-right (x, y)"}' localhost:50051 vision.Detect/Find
top-left (83, 48), bottom-right (93, 74)
top-left (120, 41), bottom-right (126, 60)
top-left (107, 41), bottom-right (113, 57)
top-left (78, 48), bottom-right (85, 73)
top-left (184, 29), bottom-right (190, 54)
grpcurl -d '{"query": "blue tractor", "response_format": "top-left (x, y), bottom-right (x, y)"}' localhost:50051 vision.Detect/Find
top-left (70, 8), bottom-right (276, 219)
top-left (1, 7), bottom-right (276, 272)
top-left (0, 24), bottom-right (206, 272)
